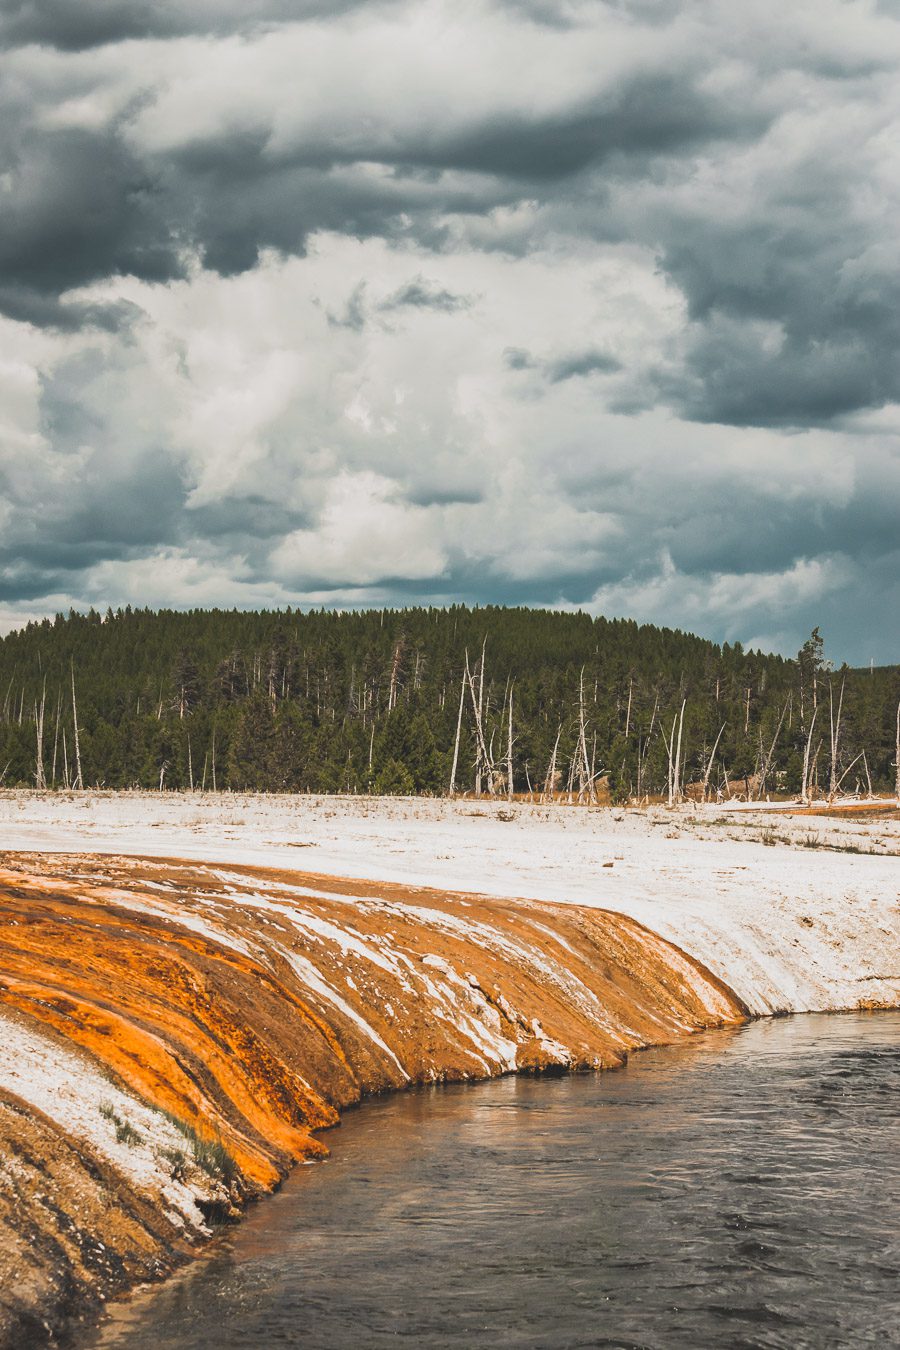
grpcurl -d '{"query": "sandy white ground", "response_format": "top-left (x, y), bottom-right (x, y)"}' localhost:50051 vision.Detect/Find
top-left (1, 791), bottom-right (897, 1018)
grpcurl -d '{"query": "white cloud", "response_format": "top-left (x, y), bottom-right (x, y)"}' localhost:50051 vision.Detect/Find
top-left (1, 0), bottom-right (899, 661)
top-left (272, 471), bottom-right (447, 585)
top-left (580, 553), bottom-right (854, 653)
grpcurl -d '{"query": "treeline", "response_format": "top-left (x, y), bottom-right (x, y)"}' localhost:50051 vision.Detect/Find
top-left (0, 607), bottom-right (896, 801)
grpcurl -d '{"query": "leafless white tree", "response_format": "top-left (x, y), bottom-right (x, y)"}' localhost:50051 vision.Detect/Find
top-left (800, 705), bottom-right (819, 805)
top-left (448, 660), bottom-right (467, 795)
top-left (701, 722), bottom-right (726, 803)
top-left (33, 677), bottom-right (46, 790)
top-left (506, 685), bottom-right (515, 801)
top-left (755, 698), bottom-right (789, 800)
top-left (828, 677), bottom-right (845, 800)
top-left (70, 660), bottom-right (83, 790)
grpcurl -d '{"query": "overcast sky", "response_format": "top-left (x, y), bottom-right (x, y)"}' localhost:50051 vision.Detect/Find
top-left (1, 0), bottom-right (898, 664)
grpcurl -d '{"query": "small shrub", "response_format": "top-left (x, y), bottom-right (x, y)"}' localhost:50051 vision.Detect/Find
top-left (115, 1121), bottom-right (143, 1148)
top-left (160, 1146), bottom-right (189, 1182)
top-left (100, 1102), bottom-right (142, 1147)
top-left (192, 1134), bottom-right (238, 1184)
top-left (801, 831), bottom-right (821, 849)
top-left (159, 1110), bottom-right (237, 1184)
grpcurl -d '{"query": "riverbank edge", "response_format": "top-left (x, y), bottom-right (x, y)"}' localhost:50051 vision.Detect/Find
top-left (0, 852), bottom-right (756, 1349)
top-left (1, 797), bottom-right (897, 1349)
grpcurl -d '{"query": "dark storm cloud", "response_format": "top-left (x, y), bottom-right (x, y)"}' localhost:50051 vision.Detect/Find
top-left (187, 498), bottom-right (308, 541)
top-left (0, 564), bottom-right (73, 602)
top-left (0, 123), bottom-right (184, 307)
top-left (0, 283), bottom-right (139, 332)
top-left (648, 492), bottom-right (894, 581)
top-left (0, 348), bottom-right (185, 591)
top-left (326, 282), bottom-right (368, 331)
top-left (504, 346), bottom-right (619, 382)
top-left (379, 278), bottom-right (472, 314)
top-left (498, 0), bottom-right (675, 30)
top-left (167, 156), bottom-right (505, 277)
top-left (415, 74), bottom-right (761, 181)
top-left (545, 349), bottom-right (620, 382)
top-left (640, 181), bottom-right (900, 427)
top-left (0, 1), bottom-right (378, 51)
top-left (495, 1), bottom-right (581, 30)
top-left (1, 0), bottom-right (896, 438)
top-left (663, 325), bottom-right (890, 429)
top-left (0, 0), bottom-right (898, 661)
top-left (0, 13), bottom-right (763, 315)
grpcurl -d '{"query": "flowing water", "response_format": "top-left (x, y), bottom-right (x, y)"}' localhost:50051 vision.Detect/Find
top-left (93, 1012), bottom-right (900, 1349)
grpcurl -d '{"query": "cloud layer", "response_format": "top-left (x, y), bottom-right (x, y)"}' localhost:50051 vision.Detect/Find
top-left (1, 0), bottom-right (898, 662)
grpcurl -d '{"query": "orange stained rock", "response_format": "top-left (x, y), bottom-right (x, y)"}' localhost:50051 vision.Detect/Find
top-left (0, 848), bottom-right (752, 1348)
top-left (0, 975), bottom-right (317, 1187)
top-left (0, 853), bottom-right (746, 1198)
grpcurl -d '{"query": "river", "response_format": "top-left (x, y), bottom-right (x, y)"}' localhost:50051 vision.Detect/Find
top-left (92, 1011), bottom-right (900, 1349)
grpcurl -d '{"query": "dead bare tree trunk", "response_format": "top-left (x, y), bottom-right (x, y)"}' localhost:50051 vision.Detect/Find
top-left (477, 638), bottom-right (486, 792)
top-left (211, 723), bottom-right (217, 793)
top-left (506, 685), bottom-right (514, 801)
top-left (51, 690), bottom-right (61, 788)
top-left (387, 635), bottom-right (405, 712)
top-left (543, 723), bottom-right (562, 802)
top-left (861, 750), bottom-right (872, 798)
top-left (187, 734), bottom-right (194, 792)
top-left (565, 748), bottom-right (576, 804)
top-left (701, 722), bottom-right (726, 802)
top-left (832, 751), bottom-right (865, 799)
top-left (811, 738), bottom-right (822, 798)
top-left (661, 716), bottom-right (676, 807)
top-left (448, 661), bottom-right (467, 796)
top-left (895, 699), bottom-right (900, 802)
top-left (34, 677), bottom-right (46, 790)
top-left (576, 667), bottom-right (594, 803)
top-left (62, 728), bottom-right (69, 789)
top-left (828, 678), bottom-right (845, 800)
top-left (800, 705), bottom-right (819, 805)
top-left (636, 694), bottom-right (659, 801)
top-left (466, 646), bottom-right (492, 796)
top-left (70, 660), bottom-right (83, 790)
top-left (2, 673), bottom-right (14, 723)
top-left (755, 698), bottom-right (789, 800)
top-left (672, 699), bottom-right (686, 804)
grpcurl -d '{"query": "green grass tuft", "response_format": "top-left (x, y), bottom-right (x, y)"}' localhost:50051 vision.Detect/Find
top-left (158, 1109), bottom-right (238, 1184)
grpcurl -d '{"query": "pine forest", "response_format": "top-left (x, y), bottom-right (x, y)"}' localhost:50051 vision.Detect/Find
top-left (0, 607), bottom-right (896, 802)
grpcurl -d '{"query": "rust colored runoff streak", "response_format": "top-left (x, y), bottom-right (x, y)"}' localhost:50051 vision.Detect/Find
top-left (0, 852), bottom-right (744, 1347)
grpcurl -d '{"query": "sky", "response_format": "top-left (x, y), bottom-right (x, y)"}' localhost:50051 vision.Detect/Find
top-left (1, 0), bottom-right (898, 665)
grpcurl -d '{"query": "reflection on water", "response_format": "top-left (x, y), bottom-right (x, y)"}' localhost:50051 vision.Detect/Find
top-left (93, 1013), bottom-right (900, 1349)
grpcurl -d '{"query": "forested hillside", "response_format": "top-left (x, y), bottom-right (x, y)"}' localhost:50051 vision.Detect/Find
top-left (0, 607), bottom-right (896, 800)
